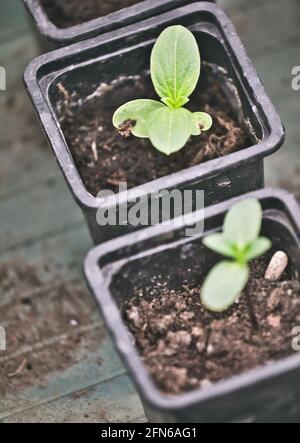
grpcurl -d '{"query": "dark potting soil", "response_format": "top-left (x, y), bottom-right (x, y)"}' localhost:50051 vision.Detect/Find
top-left (122, 256), bottom-right (300, 396)
top-left (40, 0), bottom-right (141, 28)
top-left (56, 64), bottom-right (253, 197)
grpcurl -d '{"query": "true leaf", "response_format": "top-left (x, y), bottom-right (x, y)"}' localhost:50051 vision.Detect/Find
top-left (150, 25), bottom-right (200, 108)
top-left (245, 237), bottom-right (272, 261)
top-left (192, 112), bottom-right (213, 135)
top-left (147, 106), bottom-right (193, 155)
top-left (112, 99), bottom-right (164, 138)
top-left (224, 199), bottom-right (263, 248)
top-left (203, 233), bottom-right (235, 258)
top-left (201, 261), bottom-right (249, 312)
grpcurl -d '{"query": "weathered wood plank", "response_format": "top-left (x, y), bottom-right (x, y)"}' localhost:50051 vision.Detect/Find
top-left (265, 94), bottom-right (300, 197)
top-left (0, 36), bottom-right (50, 196)
top-left (0, 35), bottom-right (38, 90)
top-left (0, 146), bottom-right (59, 200)
top-left (0, 225), bottom-right (142, 422)
top-left (0, 92), bottom-right (59, 198)
top-left (253, 39), bottom-right (300, 103)
top-left (220, 0), bottom-right (274, 12)
top-left (0, 223), bottom-right (92, 282)
top-left (0, 0), bottom-right (32, 43)
top-left (0, 171), bottom-right (86, 252)
top-left (227, 0), bottom-right (300, 56)
top-left (0, 333), bottom-right (128, 420)
top-left (0, 268), bottom-right (128, 419)
top-left (1, 374), bottom-right (144, 423)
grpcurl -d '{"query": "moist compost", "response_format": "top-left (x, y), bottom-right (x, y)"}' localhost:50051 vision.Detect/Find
top-left (56, 64), bottom-right (253, 196)
top-left (40, 0), bottom-right (141, 28)
top-left (122, 256), bottom-right (300, 396)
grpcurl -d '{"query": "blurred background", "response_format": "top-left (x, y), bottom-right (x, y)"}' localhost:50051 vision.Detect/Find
top-left (0, 0), bottom-right (299, 423)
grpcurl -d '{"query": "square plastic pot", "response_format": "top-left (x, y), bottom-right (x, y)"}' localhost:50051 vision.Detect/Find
top-left (24, 3), bottom-right (285, 245)
top-left (23, 0), bottom-right (216, 48)
top-left (84, 188), bottom-right (300, 423)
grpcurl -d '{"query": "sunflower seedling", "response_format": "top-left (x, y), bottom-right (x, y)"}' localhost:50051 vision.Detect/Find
top-left (113, 25), bottom-right (212, 155)
top-left (201, 199), bottom-right (272, 312)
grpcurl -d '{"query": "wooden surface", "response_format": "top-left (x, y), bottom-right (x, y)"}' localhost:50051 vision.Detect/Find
top-left (0, 0), bottom-right (299, 423)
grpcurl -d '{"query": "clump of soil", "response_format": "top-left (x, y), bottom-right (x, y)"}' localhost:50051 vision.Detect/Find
top-left (0, 260), bottom-right (101, 396)
top-left (122, 256), bottom-right (300, 396)
top-left (56, 64), bottom-right (253, 196)
top-left (40, 0), bottom-right (141, 28)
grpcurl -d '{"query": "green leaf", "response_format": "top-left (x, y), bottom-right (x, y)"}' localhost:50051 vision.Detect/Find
top-left (203, 233), bottom-right (236, 258)
top-left (224, 199), bottom-right (263, 249)
top-left (192, 112), bottom-right (213, 135)
top-left (201, 261), bottom-right (249, 312)
top-left (162, 96), bottom-right (189, 108)
top-left (112, 99), bottom-right (164, 138)
top-left (150, 25), bottom-right (200, 108)
top-left (147, 106), bottom-right (193, 155)
top-left (245, 237), bottom-right (272, 261)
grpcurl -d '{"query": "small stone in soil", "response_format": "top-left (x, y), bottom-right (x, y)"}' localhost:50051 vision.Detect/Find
top-left (166, 330), bottom-right (192, 349)
top-left (267, 288), bottom-right (282, 311)
top-left (126, 305), bottom-right (141, 328)
top-left (162, 367), bottom-right (189, 393)
top-left (265, 251), bottom-right (288, 281)
top-left (70, 319), bottom-right (78, 326)
top-left (200, 379), bottom-right (212, 389)
top-left (267, 315), bottom-right (281, 328)
top-left (191, 326), bottom-right (204, 337)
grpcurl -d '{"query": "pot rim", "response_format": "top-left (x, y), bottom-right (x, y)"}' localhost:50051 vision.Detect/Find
top-left (84, 188), bottom-right (300, 411)
top-left (23, 0), bottom-right (200, 44)
top-left (24, 3), bottom-right (285, 213)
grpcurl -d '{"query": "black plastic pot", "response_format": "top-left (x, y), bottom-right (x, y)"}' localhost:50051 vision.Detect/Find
top-left (23, 0), bottom-right (215, 48)
top-left (24, 3), bottom-right (285, 245)
top-left (84, 188), bottom-right (300, 423)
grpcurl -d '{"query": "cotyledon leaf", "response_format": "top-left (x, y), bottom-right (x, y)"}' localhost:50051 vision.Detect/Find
top-left (192, 112), bottom-right (213, 136)
top-left (112, 99), bottom-right (164, 138)
top-left (201, 261), bottom-right (249, 312)
top-left (147, 106), bottom-right (194, 155)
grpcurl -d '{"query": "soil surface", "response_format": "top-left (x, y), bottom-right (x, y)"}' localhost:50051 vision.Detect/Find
top-left (122, 256), bottom-right (300, 396)
top-left (0, 260), bottom-right (101, 396)
top-left (56, 64), bottom-right (253, 196)
top-left (40, 0), bottom-right (141, 28)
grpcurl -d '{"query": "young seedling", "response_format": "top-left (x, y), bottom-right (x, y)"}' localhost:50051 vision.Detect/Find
top-left (113, 25), bottom-right (212, 155)
top-left (201, 199), bottom-right (272, 312)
